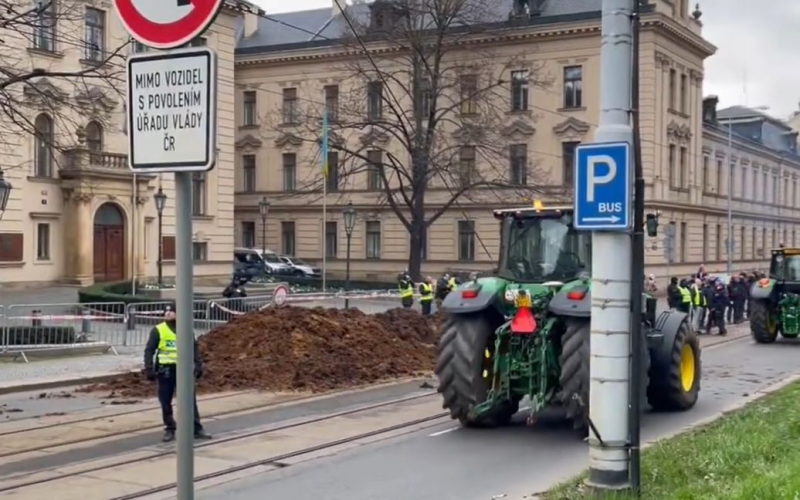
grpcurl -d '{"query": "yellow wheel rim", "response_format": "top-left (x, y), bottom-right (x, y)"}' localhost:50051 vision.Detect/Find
top-left (680, 344), bottom-right (696, 392)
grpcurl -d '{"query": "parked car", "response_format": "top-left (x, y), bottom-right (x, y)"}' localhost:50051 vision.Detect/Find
top-left (233, 247), bottom-right (293, 280)
top-left (279, 256), bottom-right (321, 277)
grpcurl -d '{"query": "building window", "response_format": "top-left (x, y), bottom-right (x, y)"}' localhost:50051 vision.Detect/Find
top-left (564, 66), bottom-right (583, 109)
top-left (773, 175), bottom-right (779, 204)
top-left (511, 70), bottom-right (529, 112)
top-left (33, 0), bottom-right (55, 51)
top-left (243, 154), bottom-right (256, 192)
top-left (367, 81), bottom-right (383, 121)
top-left (752, 227), bottom-right (757, 258)
top-left (458, 220), bottom-right (475, 261)
top-left (34, 113), bottom-right (53, 177)
top-left (795, 228), bottom-right (798, 247)
top-left (794, 179), bottom-right (798, 207)
top-left (763, 171), bottom-right (768, 201)
top-left (84, 8), bottom-right (105, 62)
top-left (460, 74), bottom-right (478, 115)
top-left (772, 229), bottom-right (777, 249)
top-left (680, 222), bottom-right (687, 262)
top-left (243, 91), bottom-right (257, 126)
top-left (717, 159), bottom-right (724, 195)
top-left (85, 121), bottom-right (103, 152)
top-left (36, 223), bottom-right (50, 261)
top-left (783, 229), bottom-right (788, 250)
top-left (420, 226), bottom-right (427, 261)
top-left (282, 88), bottom-right (298, 124)
top-left (325, 221), bottom-right (337, 258)
top-left (716, 224), bottom-right (722, 261)
top-left (668, 69), bottom-right (676, 110)
top-left (326, 152), bottom-right (339, 192)
top-left (192, 172), bottom-right (206, 216)
top-left (242, 221), bottom-right (256, 248)
top-left (325, 85), bottom-right (339, 121)
top-left (459, 146), bottom-right (476, 187)
top-left (668, 145), bottom-right (677, 188)
top-left (702, 224), bottom-right (708, 262)
top-left (0, 234), bottom-right (23, 262)
top-left (510, 144), bottom-right (527, 185)
top-left (680, 147), bottom-right (687, 188)
top-left (762, 227), bottom-right (767, 256)
top-left (702, 156), bottom-right (709, 191)
top-left (367, 150), bottom-right (382, 191)
top-left (416, 78), bottom-right (431, 118)
top-left (741, 227), bottom-right (746, 260)
top-left (741, 166), bottom-right (748, 199)
top-left (679, 74), bottom-right (687, 114)
top-left (192, 242), bottom-right (208, 261)
top-left (281, 222), bottom-right (295, 256)
top-left (563, 141), bottom-right (578, 186)
top-left (283, 153), bottom-right (296, 191)
top-left (784, 180), bottom-right (789, 207)
top-left (730, 160), bottom-right (737, 196)
top-left (366, 221), bottom-right (381, 259)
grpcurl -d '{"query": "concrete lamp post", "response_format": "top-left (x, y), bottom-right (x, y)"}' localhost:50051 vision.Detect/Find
top-left (153, 187), bottom-right (167, 287)
top-left (259, 196), bottom-right (270, 255)
top-left (0, 170), bottom-right (12, 216)
top-left (343, 201), bottom-right (356, 309)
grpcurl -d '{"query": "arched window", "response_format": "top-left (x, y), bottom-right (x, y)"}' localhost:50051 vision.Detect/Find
top-left (34, 113), bottom-right (53, 177)
top-left (85, 121), bottom-right (103, 152)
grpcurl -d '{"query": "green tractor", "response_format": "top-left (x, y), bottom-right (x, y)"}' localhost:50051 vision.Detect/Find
top-left (434, 205), bottom-right (701, 430)
top-left (749, 247), bottom-right (800, 343)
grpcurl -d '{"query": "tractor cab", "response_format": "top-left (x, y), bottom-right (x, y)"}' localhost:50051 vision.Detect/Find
top-left (493, 204), bottom-right (591, 284)
top-left (769, 248), bottom-right (800, 284)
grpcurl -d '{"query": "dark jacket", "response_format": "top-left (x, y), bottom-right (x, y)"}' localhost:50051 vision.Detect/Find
top-left (702, 285), bottom-right (714, 306)
top-left (711, 288), bottom-right (729, 311)
top-left (667, 283), bottom-right (681, 308)
top-left (144, 320), bottom-right (203, 374)
top-left (222, 284), bottom-right (247, 299)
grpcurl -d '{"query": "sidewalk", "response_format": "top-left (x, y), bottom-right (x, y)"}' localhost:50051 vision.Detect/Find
top-left (0, 347), bottom-right (142, 394)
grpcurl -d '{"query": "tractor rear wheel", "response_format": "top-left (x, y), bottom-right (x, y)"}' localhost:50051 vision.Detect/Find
top-left (435, 314), bottom-right (518, 427)
top-left (557, 319), bottom-right (590, 431)
top-left (647, 319), bottom-right (700, 411)
top-left (750, 300), bottom-right (779, 344)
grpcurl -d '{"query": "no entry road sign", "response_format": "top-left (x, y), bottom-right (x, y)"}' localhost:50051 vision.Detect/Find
top-left (127, 48), bottom-right (217, 172)
top-left (574, 142), bottom-right (631, 231)
top-left (115, 0), bottom-right (224, 49)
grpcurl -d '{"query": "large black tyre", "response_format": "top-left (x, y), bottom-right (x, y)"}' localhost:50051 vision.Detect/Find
top-left (557, 319), bottom-right (590, 430)
top-left (647, 319), bottom-right (700, 411)
top-left (435, 314), bottom-right (518, 427)
top-left (750, 300), bottom-right (779, 344)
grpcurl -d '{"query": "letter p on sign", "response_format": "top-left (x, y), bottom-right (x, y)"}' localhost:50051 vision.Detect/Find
top-left (586, 155), bottom-right (616, 203)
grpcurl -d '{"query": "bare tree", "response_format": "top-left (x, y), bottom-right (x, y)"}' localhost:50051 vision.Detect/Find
top-left (262, 0), bottom-right (554, 278)
top-left (0, 0), bottom-right (128, 176)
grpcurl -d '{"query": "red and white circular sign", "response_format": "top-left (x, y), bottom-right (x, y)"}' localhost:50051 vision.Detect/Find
top-left (115, 0), bottom-right (224, 49)
top-left (272, 285), bottom-right (289, 307)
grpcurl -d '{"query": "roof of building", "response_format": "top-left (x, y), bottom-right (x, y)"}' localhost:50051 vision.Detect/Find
top-left (236, 0), bottom-right (603, 54)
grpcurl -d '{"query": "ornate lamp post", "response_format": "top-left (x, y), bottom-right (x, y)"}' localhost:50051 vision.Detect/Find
top-left (258, 196), bottom-right (270, 254)
top-left (153, 187), bottom-right (167, 287)
top-left (0, 170), bottom-right (12, 217)
top-left (343, 201), bottom-right (357, 308)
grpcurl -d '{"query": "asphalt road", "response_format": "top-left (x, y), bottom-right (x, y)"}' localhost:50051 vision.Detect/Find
top-left (197, 334), bottom-right (800, 500)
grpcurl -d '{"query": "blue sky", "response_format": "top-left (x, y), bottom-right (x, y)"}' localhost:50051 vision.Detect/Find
top-left (252, 0), bottom-right (798, 119)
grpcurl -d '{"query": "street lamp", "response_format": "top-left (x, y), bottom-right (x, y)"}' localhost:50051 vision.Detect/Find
top-left (258, 196), bottom-right (270, 254)
top-left (726, 105), bottom-right (769, 273)
top-left (343, 201), bottom-right (357, 308)
top-left (0, 170), bottom-right (12, 217)
top-left (153, 187), bottom-right (167, 287)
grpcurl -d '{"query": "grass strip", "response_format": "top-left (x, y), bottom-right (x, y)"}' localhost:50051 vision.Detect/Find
top-left (545, 380), bottom-right (800, 500)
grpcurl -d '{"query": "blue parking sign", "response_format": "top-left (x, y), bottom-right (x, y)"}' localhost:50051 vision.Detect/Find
top-left (573, 142), bottom-right (631, 231)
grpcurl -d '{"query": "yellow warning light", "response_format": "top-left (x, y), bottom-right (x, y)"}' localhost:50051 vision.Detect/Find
top-left (533, 200), bottom-right (544, 210)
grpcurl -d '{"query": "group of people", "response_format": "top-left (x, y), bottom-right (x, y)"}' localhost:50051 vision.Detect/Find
top-left (667, 268), bottom-right (764, 335)
top-left (397, 272), bottom-right (461, 315)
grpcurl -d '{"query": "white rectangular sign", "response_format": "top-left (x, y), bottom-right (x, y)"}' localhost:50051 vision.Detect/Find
top-left (127, 47), bottom-right (217, 172)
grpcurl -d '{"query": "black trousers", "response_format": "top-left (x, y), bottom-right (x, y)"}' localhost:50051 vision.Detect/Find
top-left (709, 310), bottom-right (727, 335)
top-left (421, 300), bottom-right (432, 315)
top-left (733, 299), bottom-right (745, 323)
top-left (157, 366), bottom-right (203, 433)
top-left (401, 296), bottom-right (413, 308)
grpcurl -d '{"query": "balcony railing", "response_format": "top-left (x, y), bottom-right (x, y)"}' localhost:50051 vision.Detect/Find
top-left (64, 148), bottom-right (127, 171)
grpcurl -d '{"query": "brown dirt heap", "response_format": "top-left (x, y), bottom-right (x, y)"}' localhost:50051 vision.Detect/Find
top-left (85, 306), bottom-right (443, 398)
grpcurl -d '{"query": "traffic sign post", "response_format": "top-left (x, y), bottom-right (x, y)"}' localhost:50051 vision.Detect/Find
top-left (116, 0), bottom-right (222, 497)
top-left (574, 142), bottom-right (632, 231)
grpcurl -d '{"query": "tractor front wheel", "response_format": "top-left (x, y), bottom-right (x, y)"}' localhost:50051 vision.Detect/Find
top-left (647, 319), bottom-right (700, 411)
top-left (557, 319), bottom-right (590, 431)
top-left (435, 314), bottom-right (518, 427)
top-left (750, 300), bottom-right (779, 344)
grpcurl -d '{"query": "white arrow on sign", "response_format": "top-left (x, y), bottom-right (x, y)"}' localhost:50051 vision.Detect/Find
top-left (583, 216), bottom-right (621, 223)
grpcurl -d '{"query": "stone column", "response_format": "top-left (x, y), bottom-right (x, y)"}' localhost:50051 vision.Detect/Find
top-left (75, 193), bottom-right (95, 285)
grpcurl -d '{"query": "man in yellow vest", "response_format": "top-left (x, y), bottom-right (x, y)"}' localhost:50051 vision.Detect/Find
top-left (144, 308), bottom-right (212, 443)
top-left (419, 277), bottom-right (434, 316)
top-left (676, 279), bottom-right (691, 314)
top-left (398, 272), bottom-right (414, 308)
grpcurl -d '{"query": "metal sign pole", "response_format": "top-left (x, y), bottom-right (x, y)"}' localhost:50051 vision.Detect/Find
top-left (175, 171), bottom-right (195, 500)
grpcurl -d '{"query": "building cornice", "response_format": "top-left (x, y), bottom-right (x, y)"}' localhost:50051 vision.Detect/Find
top-left (703, 125), bottom-right (800, 168)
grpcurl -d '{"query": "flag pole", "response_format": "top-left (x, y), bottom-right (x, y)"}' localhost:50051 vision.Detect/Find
top-left (322, 106), bottom-right (328, 293)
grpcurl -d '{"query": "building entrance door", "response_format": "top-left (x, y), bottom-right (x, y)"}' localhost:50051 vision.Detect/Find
top-left (93, 203), bottom-right (125, 282)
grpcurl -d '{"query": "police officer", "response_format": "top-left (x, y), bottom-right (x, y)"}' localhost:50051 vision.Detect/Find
top-left (676, 279), bottom-right (691, 314)
top-left (398, 272), bottom-right (414, 309)
top-left (667, 277), bottom-right (681, 309)
top-left (144, 308), bottom-right (212, 443)
top-left (448, 275), bottom-right (458, 293)
top-left (419, 277), bottom-right (434, 316)
top-left (435, 274), bottom-right (451, 308)
top-left (710, 281), bottom-right (728, 335)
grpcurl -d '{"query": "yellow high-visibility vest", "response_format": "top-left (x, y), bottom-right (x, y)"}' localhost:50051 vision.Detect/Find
top-left (677, 286), bottom-right (691, 304)
top-left (156, 322), bottom-right (177, 366)
top-left (420, 283), bottom-right (433, 302)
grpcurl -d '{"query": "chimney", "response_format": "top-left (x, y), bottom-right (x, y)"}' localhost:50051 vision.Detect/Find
top-left (243, 11), bottom-right (258, 38)
top-left (702, 95), bottom-right (718, 125)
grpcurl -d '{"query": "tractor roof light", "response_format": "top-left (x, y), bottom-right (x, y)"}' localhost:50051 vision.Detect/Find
top-left (567, 288), bottom-right (588, 301)
top-left (462, 287), bottom-right (481, 299)
top-left (758, 278), bottom-right (771, 287)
